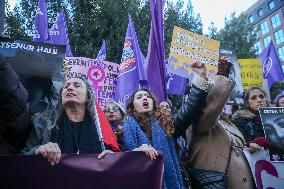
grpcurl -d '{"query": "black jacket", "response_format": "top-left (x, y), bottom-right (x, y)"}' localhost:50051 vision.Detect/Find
top-left (173, 86), bottom-right (207, 139)
top-left (0, 56), bottom-right (31, 154)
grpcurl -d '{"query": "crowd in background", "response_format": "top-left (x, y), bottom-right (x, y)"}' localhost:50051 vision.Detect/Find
top-left (1, 53), bottom-right (284, 189)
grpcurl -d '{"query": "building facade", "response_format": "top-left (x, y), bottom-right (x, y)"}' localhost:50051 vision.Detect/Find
top-left (244, 0), bottom-right (284, 66)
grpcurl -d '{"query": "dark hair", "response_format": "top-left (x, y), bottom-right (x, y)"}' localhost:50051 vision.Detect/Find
top-left (126, 89), bottom-right (174, 136)
top-left (51, 77), bottom-right (95, 128)
top-left (243, 87), bottom-right (268, 108)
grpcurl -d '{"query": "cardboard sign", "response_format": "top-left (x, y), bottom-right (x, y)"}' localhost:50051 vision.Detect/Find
top-left (167, 26), bottom-right (220, 80)
top-left (238, 59), bottom-right (264, 91)
top-left (64, 57), bottom-right (119, 107)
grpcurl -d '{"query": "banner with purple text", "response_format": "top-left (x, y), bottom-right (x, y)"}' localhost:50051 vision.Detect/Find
top-left (0, 152), bottom-right (163, 189)
top-left (64, 57), bottom-right (119, 107)
top-left (244, 149), bottom-right (284, 189)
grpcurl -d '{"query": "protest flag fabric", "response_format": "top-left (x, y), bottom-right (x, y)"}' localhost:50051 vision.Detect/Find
top-left (145, 0), bottom-right (166, 102)
top-left (258, 42), bottom-right (284, 89)
top-left (96, 39), bottom-right (107, 61)
top-left (95, 101), bottom-right (120, 152)
top-left (114, 14), bottom-right (147, 102)
top-left (165, 59), bottom-right (188, 95)
top-left (32, 0), bottom-right (49, 42)
top-left (49, 10), bottom-right (73, 57)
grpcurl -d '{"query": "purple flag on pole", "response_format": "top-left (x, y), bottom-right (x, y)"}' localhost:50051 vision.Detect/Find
top-left (32, 0), bottom-right (49, 42)
top-left (114, 14), bottom-right (147, 103)
top-left (49, 10), bottom-right (73, 57)
top-left (96, 39), bottom-right (107, 61)
top-left (165, 59), bottom-right (188, 95)
top-left (258, 42), bottom-right (284, 88)
top-left (145, 0), bottom-right (166, 102)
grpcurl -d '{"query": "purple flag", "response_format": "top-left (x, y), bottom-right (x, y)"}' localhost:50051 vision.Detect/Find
top-left (96, 39), bottom-right (107, 61)
top-left (32, 0), bottom-right (49, 42)
top-left (145, 0), bottom-right (166, 102)
top-left (165, 59), bottom-right (188, 95)
top-left (49, 10), bottom-right (73, 57)
top-left (114, 14), bottom-right (147, 103)
top-left (258, 42), bottom-right (284, 88)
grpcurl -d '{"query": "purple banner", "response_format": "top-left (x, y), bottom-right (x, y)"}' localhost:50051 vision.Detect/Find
top-left (145, 0), bottom-right (166, 102)
top-left (258, 42), bottom-right (284, 88)
top-left (96, 39), bottom-right (107, 61)
top-left (49, 10), bottom-right (73, 57)
top-left (115, 14), bottom-right (147, 105)
top-left (32, 0), bottom-right (49, 42)
top-left (0, 152), bottom-right (163, 189)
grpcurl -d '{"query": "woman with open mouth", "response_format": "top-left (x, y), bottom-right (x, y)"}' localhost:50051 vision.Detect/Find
top-left (123, 62), bottom-right (213, 189)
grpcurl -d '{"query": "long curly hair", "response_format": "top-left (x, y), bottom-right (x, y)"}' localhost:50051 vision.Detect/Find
top-left (126, 89), bottom-right (174, 136)
top-left (51, 77), bottom-right (96, 128)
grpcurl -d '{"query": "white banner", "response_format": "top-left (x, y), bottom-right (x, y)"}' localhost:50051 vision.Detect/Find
top-left (244, 149), bottom-right (284, 189)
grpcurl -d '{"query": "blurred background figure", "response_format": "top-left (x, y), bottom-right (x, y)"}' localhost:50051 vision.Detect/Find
top-left (104, 100), bottom-right (125, 150)
top-left (273, 91), bottom-right (284, 107)
top-left (232, 87), bottom-right (269, 153)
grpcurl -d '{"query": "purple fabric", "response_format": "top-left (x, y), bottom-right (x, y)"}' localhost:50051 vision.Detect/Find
top-left (96, 39), bottom-right (107, 61)
top-left (32, 0), bottom-right (49, 42)
top-left (258, 42), bottom-right (284, 88)
top-left (0, 152), bottom-right (163, 189)
top-left (49, 10), bottom-right (73, 57)
top-left (165, 59), bottom-right (188, 95)
top-left (114, 14), bottom-right (147, 101)
top-left (145, 0), bottom-right (166, 102)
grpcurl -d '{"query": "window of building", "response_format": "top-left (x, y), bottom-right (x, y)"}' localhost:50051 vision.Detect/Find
top-left (274, 29), bottom-right (284, 44)
top-left (263, 36), bottom-right (272, 48)
top-left (249, 15), bottom-right (254, 23)
top-left (268, 1), bottom-right (275, 10)
top-left (278, 46), bottom-right (284, 62)
top-left (271, 13), bottom-right (281, 29)
top-left (258, 9), bottom-right (264, 17)
top-left (260, 21), bottom-right (269, 35)
top-left (254, 41), bottom-right (262, 55)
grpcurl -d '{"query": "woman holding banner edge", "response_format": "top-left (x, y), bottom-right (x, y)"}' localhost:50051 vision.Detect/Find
top-left (123, 62), bottom-right (212, 189)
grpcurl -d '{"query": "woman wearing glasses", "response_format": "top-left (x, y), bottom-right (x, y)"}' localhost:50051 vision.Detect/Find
top-left (232, 87), bottom-right (269, 153)
top-left (104, 100), bottom-right (126, 150)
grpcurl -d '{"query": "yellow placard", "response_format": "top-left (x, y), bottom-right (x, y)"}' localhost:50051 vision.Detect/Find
top-left (167, 26), bottom-right (220, 79)
top-left (238, 59), bottom-right (264, 90)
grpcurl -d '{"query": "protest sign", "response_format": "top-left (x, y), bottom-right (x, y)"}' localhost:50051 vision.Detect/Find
top-left (238, 59), bottom-right (264, 91)
top-left (0, 37), bottom-right (65, 81)
top-left (244, 149), bottom-right (284, 189)
top-left (167, 26), bottom-right (220, 80)
top-left (0, 37), bottom-right (66, 113)
top-left (220, 47), bottom-right (243, 104)
top-left (259, 107), bottom-right (284, 162)
top-left (0, 152), bottom-right (164, 189)
top-left (64, 57), bottom-right (119, 107)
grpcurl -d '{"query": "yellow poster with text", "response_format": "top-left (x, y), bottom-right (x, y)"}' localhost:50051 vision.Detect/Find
top-left (238, 59), bottom-right (264, 90)
top-left (167, 26), bottom-right (220, 79)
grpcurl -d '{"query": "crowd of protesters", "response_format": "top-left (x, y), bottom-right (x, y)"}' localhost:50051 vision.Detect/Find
top-left (1, 53), bottom-right (284, 189)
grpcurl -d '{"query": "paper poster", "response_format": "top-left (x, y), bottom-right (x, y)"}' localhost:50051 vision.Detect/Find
top-left (167, 26), bottom-right (220, 80)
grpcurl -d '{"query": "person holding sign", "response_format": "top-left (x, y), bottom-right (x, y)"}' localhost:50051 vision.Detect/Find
top-left (123, 62), bottom-right (211, 189)
top-left (22, 77), bottom-right (120, 164)
top-left (232, 87), bottom-right (269, 153)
